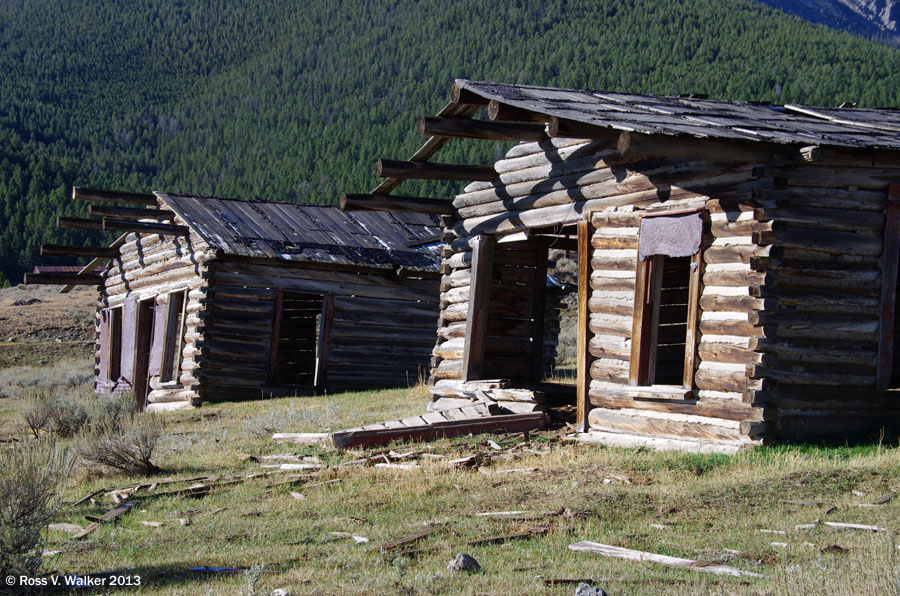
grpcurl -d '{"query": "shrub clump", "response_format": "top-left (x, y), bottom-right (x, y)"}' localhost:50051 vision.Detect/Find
top-left (0, 439), bottom-right (73, 580)
top-left (75, 395), bottom-right (162, 475)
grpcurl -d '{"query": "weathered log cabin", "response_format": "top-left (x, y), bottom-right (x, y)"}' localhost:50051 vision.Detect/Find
top-left (27, 189), bottom-right (441, 412)
top-left (343, 79), bottom-right (900, 449)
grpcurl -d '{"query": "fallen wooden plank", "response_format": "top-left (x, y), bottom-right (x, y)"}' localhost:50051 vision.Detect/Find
top-left (72, 502), bottom-right (133, 540)
top-left (379, 525), bottom-right (437, 553)
top-left (822, 521), bottom-right (886, 532)
top-left (332, 412), bottom-right (547, 449)
top-left (466, 526), bottom-right (548, 546)
top-left (272, 432), bottom-right (331, 445)
top-left (569, 541), bottom-right (765, 578)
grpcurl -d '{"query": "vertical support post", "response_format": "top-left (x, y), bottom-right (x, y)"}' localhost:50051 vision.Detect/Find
top-left (314, 293), bottom-right (335, 392)
top-left (576, 218), bottom-right (594, 433)
top-left (530, 239), bottom-right (549, 380)
top-left (877, 184), bottom-right (900, 391)
top-left (268, 291), bottom-right (284, 382)
top-left (629, 259), bottom-right (653, 386)
top-left (462, 235), bottom-right (495, 381)
top-left (683, 247), bottom-right (704, 391)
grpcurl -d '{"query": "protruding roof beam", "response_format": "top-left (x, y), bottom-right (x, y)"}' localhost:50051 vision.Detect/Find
top-left (451, 83), bottom-right (490, 106)
top-left (57, 216), bottom-right (189, 236)
top-left (40, 244), bottom-right (119, 258)
top-left (57, 216), bottom-right (103, 231)
top-left (341, 193), bottom-right (454, 216)
top-left (24, 273), bottom-right (103, 286)
top-left (376, 159), bottom-right (496, 182)
top-left (73, 187), bottom-right (157, 206)
top-left (547, 116), bottom-right (620, 143)
top-left (488, 100), bottom-right (551, 123)
top-left (417, 116), bottom-right (547, 142)
top-left (88, 205), bottom-right (171, 220)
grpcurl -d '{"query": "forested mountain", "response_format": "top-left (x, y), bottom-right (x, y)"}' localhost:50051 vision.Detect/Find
top-left (757, 0), bottom-right (899, 44)
top-left (2, 0), bottom-right (900, 284)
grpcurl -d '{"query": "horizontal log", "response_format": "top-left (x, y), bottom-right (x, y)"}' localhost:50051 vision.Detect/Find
top-left (488, 100), bottom-right (550, 123)
top-left (57, 216), bottom-right (103, 231)
top-left (73, 186), bottom-right (157, 206)
top-left (760, 206), bottom-right (884, 233)
top-left (588, 392), bottom-right (766, 422)
top-left (547, 116), bottom-right (620, 142)
top-left (588, 408), bottom-right (744, 442)
top-left (88, 205), bottom-right (171, 220)
top-left (747, 364), bottom-right (873, 387)
top-left (618, 131), bottom-right (794, 163)
top-left (694, 368), bottom-right (749, 394)
top-left (697, 342), bottom-right (760, 365)
top-left (418, 116), bottom-right (547, 142)
top-left (376, 159), bottom-right (495, 182)
top-left (40, 244), bottom-right (119, 258)
top-left (698, 319), bottom-right (762, 337)
top-left (102, 219), bottom-right (190, 236)
top-left (754, 229), bottom-right (882, 257)
top-left (450, 83), bottom-right (490, 106)
top-left (340, 193), bottom-right (454, 216)
top-left (699, 295), bottom-right (765, 312)
top-left (24, 273), bottom-right (103, 286)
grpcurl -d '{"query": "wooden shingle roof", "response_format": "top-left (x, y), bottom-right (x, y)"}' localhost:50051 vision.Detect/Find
top-left (157, 193), bottom-right (441, 272)
top-left (455, 79), bottom-right (900, 150)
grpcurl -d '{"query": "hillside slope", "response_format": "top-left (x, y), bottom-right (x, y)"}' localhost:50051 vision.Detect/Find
top-left (758, 0), bottom-right (899, 43)
top-left (2, 0), bottom-right (900, 284)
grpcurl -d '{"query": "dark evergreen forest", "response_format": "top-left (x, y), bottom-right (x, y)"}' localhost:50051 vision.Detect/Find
top-left (2, 0), bottom-right (900, 284)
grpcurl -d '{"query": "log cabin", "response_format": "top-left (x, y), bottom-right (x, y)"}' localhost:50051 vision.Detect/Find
top-left (343, 79), bottom-right (900, 450)
top-left (28, 189), bottom-right (442, 412)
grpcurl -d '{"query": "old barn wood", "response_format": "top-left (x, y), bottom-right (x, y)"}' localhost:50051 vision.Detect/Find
top-left (27, 189), bottom-right (441, 412)
top-left (343, 79), bottom-right (900, 448)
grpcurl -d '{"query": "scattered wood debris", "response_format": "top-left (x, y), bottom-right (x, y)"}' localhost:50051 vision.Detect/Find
top-left (72, 502), bottom-right (133, 540)
top-left (874, 491), bottom-right (898, 505)
top-left (379, 525), bottom-right (437, 554)
top-left (47, 522), bottom-right (84, 534)
top-left (478, 466), bottom-right (536, 475)
top-left (569, 541), bottom-right (765, 578)
top-left (466, 526), bottom-right (548, 546)
top-left (823, 521), bottom-right (886, 532)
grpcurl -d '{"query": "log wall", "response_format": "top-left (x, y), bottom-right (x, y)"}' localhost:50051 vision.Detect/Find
top-left (97, 227), bottom-right (211, 411)
top-left (199, 259), bottom-right (439, 400)
top-left (433, 137), bottom-right (900, 443)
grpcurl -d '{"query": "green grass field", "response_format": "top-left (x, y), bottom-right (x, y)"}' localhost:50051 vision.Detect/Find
top-left (1, 357), bottom-right (898, 595)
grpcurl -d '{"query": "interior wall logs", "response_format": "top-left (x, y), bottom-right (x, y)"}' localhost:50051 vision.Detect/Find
top-left (435, 136), bottom-right (900, 442)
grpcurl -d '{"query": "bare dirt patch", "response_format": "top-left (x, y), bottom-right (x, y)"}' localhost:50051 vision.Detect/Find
top-left (0, 284), bottom-right (96, 368)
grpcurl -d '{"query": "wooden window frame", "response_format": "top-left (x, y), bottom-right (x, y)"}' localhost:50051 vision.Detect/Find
top-left (107, 306), bottom-right (123, 381)
top-left (161, 290), bottom-right (187, 383)
top-left (628, 210), bottom-right (705, 393)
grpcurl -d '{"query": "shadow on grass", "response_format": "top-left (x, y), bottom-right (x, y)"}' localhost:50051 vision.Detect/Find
top-left (40, 562), bottom-right (248, 594)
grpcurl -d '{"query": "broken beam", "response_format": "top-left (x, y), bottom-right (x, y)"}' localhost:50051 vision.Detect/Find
top-left (570, 541), bottom-right (764, 578)
top-left (418, 116), bottom-right (546, 142)
top-left (487, 100), bottom-right (550, 123)
top-left (24, 273), bottom-right (104, 286)
top-left (40, 244), bottom-right (120, 258)
top-left (340, 193), bottom-right (454, 215)
top-left (88, 205), bottom-right (171, 220)
top-left (73, 187), bottom-right (157, 206)
top-left (376, 159), bottom-right (495, 182)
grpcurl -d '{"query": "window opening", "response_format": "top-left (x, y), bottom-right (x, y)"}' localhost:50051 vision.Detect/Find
top-left (108, 307), bottom-right (123, 381)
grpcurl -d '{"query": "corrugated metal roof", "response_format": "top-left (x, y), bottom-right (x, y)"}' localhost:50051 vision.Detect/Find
top-left (456, 80), bottom-right (900, 150)
top-left (156, 193), bottom-right (442, 272)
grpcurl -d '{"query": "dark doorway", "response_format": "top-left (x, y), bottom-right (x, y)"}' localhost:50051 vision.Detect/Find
top-left (134, 298), bottom-right (155, 410)
top-left (269, 292), bottom-right (324, 388)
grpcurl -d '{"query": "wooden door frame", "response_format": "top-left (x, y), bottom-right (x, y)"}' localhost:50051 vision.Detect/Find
top-left (575, 218), bottom-right (594, 432)
top-left (133, 297), bottom-right (155, 411)
top-left (877, 184), bottom-right (900, 390)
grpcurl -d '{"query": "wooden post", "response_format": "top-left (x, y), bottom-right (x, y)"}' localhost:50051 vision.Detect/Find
top-left (576, 219), bottom-right (593, 432)
top-left (462, 235), bottom-right (495, 381)
top-left (629, 259), bottom-right (653, 386)
top-left (877, 184), bottom-right (900, 391)
top-left (314, 294), bottom-right (335, 392)
top-left (683, 248), bottom-right (704, 391)
top-left (530, 240), bottom-right (549, 380)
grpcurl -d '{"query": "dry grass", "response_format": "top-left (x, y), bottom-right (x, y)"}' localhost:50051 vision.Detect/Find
top-left (0, 382), bottom-right (892, 595)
